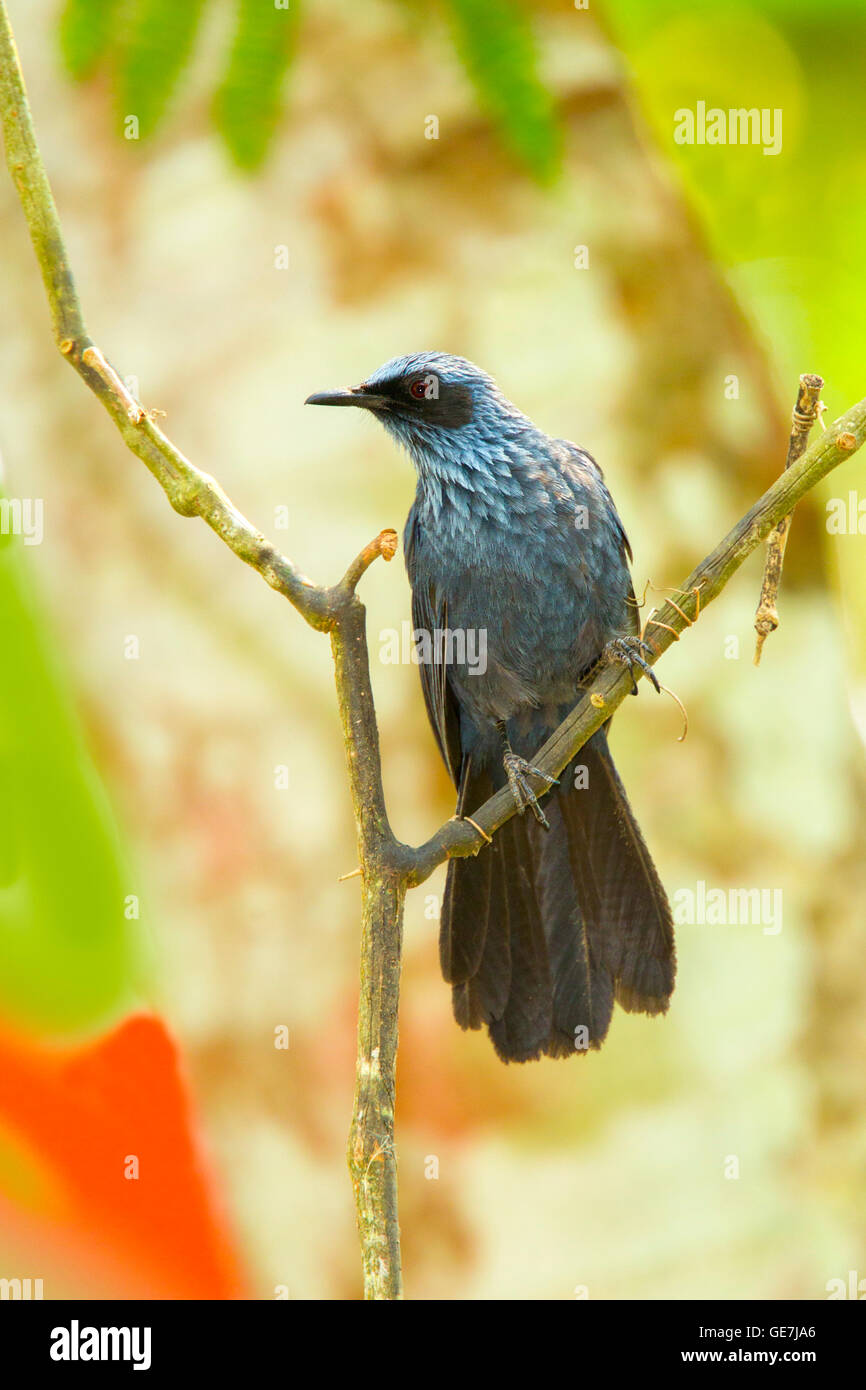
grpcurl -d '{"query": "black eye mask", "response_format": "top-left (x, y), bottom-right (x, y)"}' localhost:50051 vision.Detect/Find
top-left (374, 377), bottom-right (475, 429)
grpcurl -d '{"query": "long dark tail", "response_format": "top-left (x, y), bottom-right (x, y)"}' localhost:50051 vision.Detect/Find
top-left (440, 729), bottom-right (675, 1062)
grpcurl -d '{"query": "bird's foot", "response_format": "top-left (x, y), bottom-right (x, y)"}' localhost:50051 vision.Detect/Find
top-left (604, 635), bottom-right (661, 695)
top-left (503, 751), bottom-right (558, 830)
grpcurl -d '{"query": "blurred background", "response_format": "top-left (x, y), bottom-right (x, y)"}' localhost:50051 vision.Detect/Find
top-left (1, 0), bottom-right (865, 1300)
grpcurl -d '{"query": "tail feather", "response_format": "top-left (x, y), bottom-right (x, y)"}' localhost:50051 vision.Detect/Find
top-left (440, 761), bottom-right (493, 987)
top-left (487, 818), bottom-right (553, 1063)
top-left (533, 795), bottom-right (613, 1056)
top-left (581, 736), bottom-right (676, 1014)
top-left (439, 729), bottom-right (675, 1062)
top-left (453, 830), bottom-right (512, 1029)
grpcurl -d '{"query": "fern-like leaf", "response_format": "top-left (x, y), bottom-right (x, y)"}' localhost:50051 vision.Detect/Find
top-left (115, 0), bottom-right (207, 141)
top-left (214, 0), bottom-right (300, 171)
top-left (58, 0), bottom-right (122, 80)
top-left (443, 0), bottom-right (561, 183)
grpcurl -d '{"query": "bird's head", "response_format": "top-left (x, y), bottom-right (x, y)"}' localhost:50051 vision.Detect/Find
top-left (305, 352), bottom-right (529, 479)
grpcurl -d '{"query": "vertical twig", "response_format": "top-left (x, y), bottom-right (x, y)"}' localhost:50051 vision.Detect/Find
top-left (754, 372), bottom-right (824, 663)
top-left (345, 871), bottom-right (405, 1298)
top-left (4, 0), bottom-right (866, 1300)
top-left (329, 534), bottom-right (404, 1299)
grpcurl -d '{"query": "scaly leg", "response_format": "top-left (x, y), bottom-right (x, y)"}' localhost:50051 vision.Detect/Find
top-left (604, 634), bottom-right (661, 696)
top-left (496, 720), bottom-right (558, 830)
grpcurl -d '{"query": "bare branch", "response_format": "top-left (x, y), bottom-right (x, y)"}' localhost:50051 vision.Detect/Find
top-left (403, 399), bottom-right (866, 884)
top-left (0, 0), bottom-right (397, 1295)
top-left (2, 0), bottom-right (864, 1302)
top-left (0, 5), bottom-right (330, 632)
top-left (753, 372), bottom-right (824, 664)
top-left (335, 528), bottom-right (399, 599)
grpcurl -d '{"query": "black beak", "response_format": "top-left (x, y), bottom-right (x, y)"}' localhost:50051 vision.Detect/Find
top-left (305, 386), bottom-right (388, 411)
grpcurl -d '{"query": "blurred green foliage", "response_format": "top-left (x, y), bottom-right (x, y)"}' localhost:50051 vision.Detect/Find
top-left (58, 0), bottom-right (121, 79)
top-left (213, 0), bottom-right (300, 170)
top-left (115, 0), bottom-right (208, 143)
top-left (441, 0), bottom-right (560, 183)
top-left (608, 0), bottom-right (866, 408)
top-left (4, 0), bottom-right (862, 1298)
top-left (608, 0), bottom-right (866, 676)
top-left (0, 517), bottom-right (144, 1033)
top-left (57, 0), bottom-right (560, 179)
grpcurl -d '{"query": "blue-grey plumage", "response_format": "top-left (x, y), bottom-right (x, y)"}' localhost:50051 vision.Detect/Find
top-left (306, 352), bottom-right (675, 1061)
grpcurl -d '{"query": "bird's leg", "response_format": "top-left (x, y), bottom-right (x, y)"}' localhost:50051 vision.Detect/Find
top-left (496, 720), bottom-right (557, 830)
top-left (604, 634), bottom-right (662, 695)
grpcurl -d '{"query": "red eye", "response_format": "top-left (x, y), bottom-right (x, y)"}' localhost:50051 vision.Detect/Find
top-left (409, 378), bottom-right (428, 400)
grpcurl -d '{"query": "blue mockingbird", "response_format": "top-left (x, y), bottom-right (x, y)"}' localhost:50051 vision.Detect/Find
top-left (307, 352), bottom-right (675, 1061)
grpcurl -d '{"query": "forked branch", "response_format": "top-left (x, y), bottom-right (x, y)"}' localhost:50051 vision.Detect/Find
top-left (2, 0), bottom-right (864, 1300)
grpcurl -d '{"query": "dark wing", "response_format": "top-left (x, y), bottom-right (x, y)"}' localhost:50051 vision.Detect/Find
top-left (563, 441), bottom-right (633, 563)
top-left (404, 503), bottom-right (463, 786)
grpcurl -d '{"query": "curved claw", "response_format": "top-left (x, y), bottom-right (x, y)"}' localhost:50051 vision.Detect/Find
top-left (605, 635), bottom-right (661, 695)
top-left (503, 751), bottom-right (557, 830)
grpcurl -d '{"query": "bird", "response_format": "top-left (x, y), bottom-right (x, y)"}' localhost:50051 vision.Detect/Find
top-left (306, 352), bottom-right (675, 1061)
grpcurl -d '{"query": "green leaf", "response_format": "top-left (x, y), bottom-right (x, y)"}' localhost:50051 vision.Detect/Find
top-left (214, 0), bottom-right (300, 171)
top-left (59, 0), bottom-right (122, 81)
top-left (0, 510), bottom-right (146, 1033)
top-left (115, 0), bottom-right (207, 141)
top-left (443, 0), bottom-right (560, 183)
